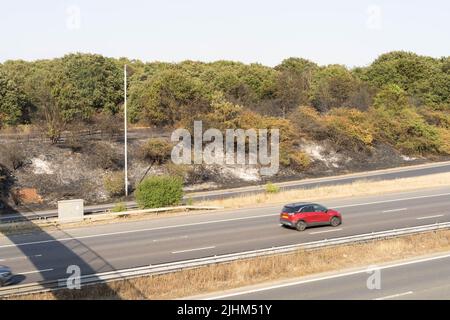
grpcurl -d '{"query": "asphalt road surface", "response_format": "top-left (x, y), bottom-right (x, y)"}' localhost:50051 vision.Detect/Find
top-left (0, 186), bottom-right (449, 290)
top-left (204, 252), bottom-right (450, 300)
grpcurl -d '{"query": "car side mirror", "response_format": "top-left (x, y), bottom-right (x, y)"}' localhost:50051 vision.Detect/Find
top-left (325, 209), bottom-right (328, 213)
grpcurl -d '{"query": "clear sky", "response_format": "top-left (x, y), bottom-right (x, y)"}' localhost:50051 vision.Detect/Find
top-left (1, 0), bottom-right (449, 67)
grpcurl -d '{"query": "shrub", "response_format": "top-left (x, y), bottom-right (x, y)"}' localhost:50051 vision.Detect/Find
top-left (289, 151), bottom-right (311, 170)
top-left (138, 138), bottom-right (173, 164)
top-left (135, 175), bottom-right (183, 209)
top-left (111, 202), bottom-right (126, 213)
top-left (325, 108), bottom-right (375, 150)
top-left (0, 142), bottom-right (27, 171)
top-left (89, 142), bottom-right (123, 170)
top-left (265, 182), bottom-right (280, 193)
top-left (103, 171), bottom-right (125, 197)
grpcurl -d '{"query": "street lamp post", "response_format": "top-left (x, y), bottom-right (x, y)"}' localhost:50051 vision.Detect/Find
top-left (124, 64), bottom-right (128, 197)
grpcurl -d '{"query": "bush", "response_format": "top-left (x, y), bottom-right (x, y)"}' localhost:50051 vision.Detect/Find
top-left (89, 142), bottom-right (123, 170)
top-left (111, 202), bottom-right (126, 213)
top-left (325, 108), bottom-right (375, 150)
top-left (135, 175), bottom-right (183, 208)
top-left (265, 182), bottom-right (280, 193)
top-left (103, 171), bottom-right (125, 197)
top-left (289, 151), bottom-right (311, 170)
top-left (138, 138), bottom-right (173, 164)
top-left (0, 142), bottom-right (27, 171)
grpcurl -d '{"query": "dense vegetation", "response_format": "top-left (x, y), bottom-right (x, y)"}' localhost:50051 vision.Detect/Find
top-left (0, 51), bottom-right (449, 157)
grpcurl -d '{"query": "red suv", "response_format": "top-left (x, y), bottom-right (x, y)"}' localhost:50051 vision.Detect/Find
top-left (280, 202), bottom-right (342, 231)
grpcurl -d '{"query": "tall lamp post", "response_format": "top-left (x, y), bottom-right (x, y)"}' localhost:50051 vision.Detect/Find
top-left (124, 64), bottom-right (128, 197)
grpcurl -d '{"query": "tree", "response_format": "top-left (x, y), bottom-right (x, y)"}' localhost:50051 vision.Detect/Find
top-left (51, 53), bottom-right (123, 121)
top-left (373, 84), bottom-right (409, 112)
top-left (0, 70), bottom-right (26, 127)
top-left (310, 65), bottom-right (359, 112)
top-left (128, 67), bottom-right (209, 126)
top-left (274, 70), bottom-right (309, 117)
top-left (28, 72), bottom-right (66, 143)
top-left (362, 51), bottom-right (449, 107)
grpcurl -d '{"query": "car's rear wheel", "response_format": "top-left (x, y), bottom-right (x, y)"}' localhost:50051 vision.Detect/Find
top-left (296, 221), bottom-right (307, 231)
top-left (330, 216), bottom-right (341, 227)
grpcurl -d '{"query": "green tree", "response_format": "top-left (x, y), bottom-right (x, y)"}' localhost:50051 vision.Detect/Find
top-left (310, 65), bottom-right (359, 111)
top-left (0, 70), bottom-right (26, 126)
top-left (52, 53), bottom-right (123, 121)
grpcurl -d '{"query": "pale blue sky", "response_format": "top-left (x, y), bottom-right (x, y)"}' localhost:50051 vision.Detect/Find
top-left (1, 0), bottom-right (449, 66)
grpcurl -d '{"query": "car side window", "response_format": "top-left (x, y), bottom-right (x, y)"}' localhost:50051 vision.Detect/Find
top-left (301, 206), bottom-right (313, 212)
top-left (313, 205), bottom-right (326, 212)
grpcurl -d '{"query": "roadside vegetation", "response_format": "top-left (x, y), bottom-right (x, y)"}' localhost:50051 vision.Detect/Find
top-left (1, 51), bottom-right (449, 209)
top-left (135, 175), bottom-right (183, 208)
top-left (0, 51), bottom-right (448, 158)
top-left (199, 172), bottom-right (450, 209)
top-left (10, 228), bottom-right (450, 300)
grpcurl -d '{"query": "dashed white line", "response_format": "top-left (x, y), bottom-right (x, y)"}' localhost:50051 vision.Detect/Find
top-left (374, 291), bottom-right (413, 300)
top-left (416, 214), bottom-right (444, 220)
top-left (309, 228), bottom-right (343, 235)
top-left (153, 235), bottom-right (188, 242)
top-left (0, 254), bottom-right (42, 262)
top-left (382, 208), bottom-right (407, 213)
top-left (172, 246), bottom-right (216, 254)
top-left (19, 268), bottom-right (54, 275)
top-left (0, 192), bottom-right (449, 249)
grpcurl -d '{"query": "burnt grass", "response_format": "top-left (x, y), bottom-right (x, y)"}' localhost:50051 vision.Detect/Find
top-left (0, 133), bottom-right (448, 215)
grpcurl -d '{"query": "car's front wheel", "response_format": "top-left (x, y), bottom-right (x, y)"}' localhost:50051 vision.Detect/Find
top-left (296, 221), bottom-right (307, 231)
top-left (330, 216), bottom-right (341, 227)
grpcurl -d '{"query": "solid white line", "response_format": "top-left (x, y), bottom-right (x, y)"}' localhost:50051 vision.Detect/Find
top-left (333, 193), bottom-right (450, 209)
top-left (1, 192), bottom-right (449, 249)
top-left (172, 246), bottom-right (216, 254)
top-left (205, 252), bottom-right (450, 300)
top-left (374, 291), bottom-right (413, 300)
top-left (309, 228), bottom-right (343, 235)
top-left (382, 208), bottom-right (407, 213)
top-left (19, 268), bottom-right (53, 275)
top-left (416, 215), bottom-right (444, 220)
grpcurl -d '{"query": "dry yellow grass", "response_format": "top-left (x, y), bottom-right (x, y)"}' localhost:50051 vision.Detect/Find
top-left (198, 172), bottom-right (450, 209)
top-left (10, 229), bottom-right (450, 300)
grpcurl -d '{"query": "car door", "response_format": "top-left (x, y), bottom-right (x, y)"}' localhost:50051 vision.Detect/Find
top-left (299, 205), bottom-right (316, 224)
top-left (313, 204), bottom-right (329, 224)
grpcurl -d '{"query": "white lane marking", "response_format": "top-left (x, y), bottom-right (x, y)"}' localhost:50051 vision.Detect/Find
top-left (0, 214), bottom-right (276, 249)
top-left (309, 228), bottom-right (343, 235)
top-left (19, 268), bottom-right (54, 275)
top-left (172, 246), bottom-right (216, 254)
top-left (0, 254), bottom-right (42, 262)
top-left (205, 252), bottom-right (450, 300)
top-left (382, 208), bottom-right (407, 213)
top-left (333, 193), bottom-right (450, 209)
top-left (374, 291), bottom-right (413, 300)
top-left (416, 215), bottom-right (444, 220)
top-left (1, 192), bottom-right (449, 249)
top-left (153, 235), bottom-right (188, 242)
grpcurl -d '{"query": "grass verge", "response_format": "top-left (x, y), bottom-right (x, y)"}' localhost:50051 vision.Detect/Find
top-left (8, 228), bottom-right (450, 300)
top-left (198, 172), bottom-right (450, 208)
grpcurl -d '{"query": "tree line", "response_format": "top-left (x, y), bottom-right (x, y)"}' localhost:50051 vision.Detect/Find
top-left (0, 51), bottom-right (449, 157)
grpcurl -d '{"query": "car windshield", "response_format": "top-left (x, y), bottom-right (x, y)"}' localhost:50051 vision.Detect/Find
top-left (281, 206), bottom-right (297, 213)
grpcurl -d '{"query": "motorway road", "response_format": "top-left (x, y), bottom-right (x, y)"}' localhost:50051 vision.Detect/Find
top-left (1, 160), bottom-right (450, 221)
top-left (0, 186), bottom-right (449, 290)
top-left (204, 252), bottom-right (450, 300)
